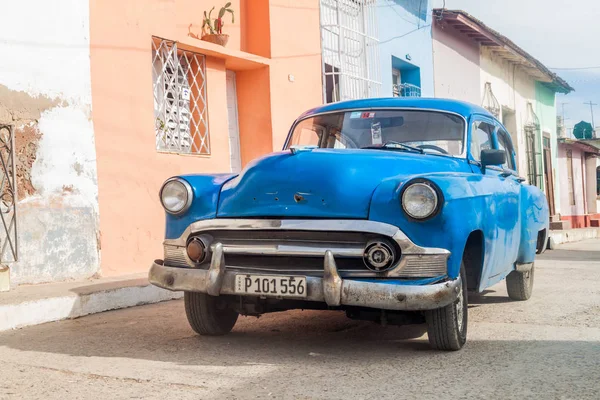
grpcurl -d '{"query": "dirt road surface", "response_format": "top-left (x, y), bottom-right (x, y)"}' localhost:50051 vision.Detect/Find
top-left (1, 240), bottom-right (599, 399)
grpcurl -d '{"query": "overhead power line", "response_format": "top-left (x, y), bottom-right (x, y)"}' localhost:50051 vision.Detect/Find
top-left (550, 66), bottom-right (600, 71)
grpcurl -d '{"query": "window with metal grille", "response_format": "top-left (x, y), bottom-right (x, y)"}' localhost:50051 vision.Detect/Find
top-left (524, 103), bottom-right (543, 188)
top-left (320, 0), bottom-right (381, 103)
top-left (152, 37), bottom-right (210, 154)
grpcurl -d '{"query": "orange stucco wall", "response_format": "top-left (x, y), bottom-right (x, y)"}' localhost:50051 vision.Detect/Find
top-left (268, 0), bottom-right (323, 148)
top-left (89, 0), bottom-right (322, 276)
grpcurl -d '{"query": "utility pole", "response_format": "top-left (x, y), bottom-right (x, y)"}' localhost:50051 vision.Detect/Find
top-left (559, 102), bottom-right (569, 137)
top-left (584, 101), bottom-right (597, 134)
top-left (560, 102), bottom-right (568, 122)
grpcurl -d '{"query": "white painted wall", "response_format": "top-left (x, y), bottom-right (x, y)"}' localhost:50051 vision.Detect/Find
top-left (0, 0), bottom-right (99, 285)
top-left (479, 47), bottom-right (538, 179)
top-left (432, 32), bottom-right (543, 184)
top-left (432, 23), bottom-right (481, 104)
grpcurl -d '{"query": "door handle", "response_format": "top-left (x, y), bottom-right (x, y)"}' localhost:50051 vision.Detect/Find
top-left (516, 177), bottom-right (526, 183)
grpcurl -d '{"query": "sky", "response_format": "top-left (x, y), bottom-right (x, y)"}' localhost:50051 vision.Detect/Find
top-left (431, 0), bottom-right (600, 132)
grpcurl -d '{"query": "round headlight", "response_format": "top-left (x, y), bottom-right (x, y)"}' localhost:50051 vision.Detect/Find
top-left (401, 182), bottom-right (439, 220)
top-left (160, 178), bottom-right (192, 215)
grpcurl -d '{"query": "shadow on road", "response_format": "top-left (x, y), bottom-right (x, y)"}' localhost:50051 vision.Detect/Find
top-left (0, 300), bottom-right (597, 370)
top-left (0, 304), bottom-right (438, 365)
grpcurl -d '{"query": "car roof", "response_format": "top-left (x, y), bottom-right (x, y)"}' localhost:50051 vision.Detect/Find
top-left (298, 97), bottom-right (494, 120)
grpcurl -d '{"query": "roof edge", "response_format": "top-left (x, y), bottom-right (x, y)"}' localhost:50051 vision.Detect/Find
top-left (433, 8), bottom-right (574, 94)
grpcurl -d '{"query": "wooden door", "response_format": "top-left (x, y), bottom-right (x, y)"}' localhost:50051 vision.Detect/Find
top-left (543, 142), bottom-right (556, 216)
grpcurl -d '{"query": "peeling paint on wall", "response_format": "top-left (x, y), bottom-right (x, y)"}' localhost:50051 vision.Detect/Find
top-left (0, 84), bottom-right (61, 124)
top-left (0, 0), bottom-right (100, 285)
top-left (14, 124), bottom-right (42, 199)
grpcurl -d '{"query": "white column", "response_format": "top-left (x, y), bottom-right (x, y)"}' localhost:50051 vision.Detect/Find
top-left (585, 155), bottom-right (598, 214)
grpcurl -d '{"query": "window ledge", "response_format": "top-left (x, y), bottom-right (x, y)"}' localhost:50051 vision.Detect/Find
top-left (178, 36), bottom-right (270, 71)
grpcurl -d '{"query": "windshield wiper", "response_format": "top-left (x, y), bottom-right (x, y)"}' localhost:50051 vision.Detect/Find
top-left (362, 141), bottom-right (424, 154)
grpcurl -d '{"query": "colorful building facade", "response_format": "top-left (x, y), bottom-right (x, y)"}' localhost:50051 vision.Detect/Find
top-left (319, 0), bottom-right (433, 103)
top-left (0, 0), bottom-right (323, 287)
top-left (555, 138), bottom-right (599, 228)
top-left (431, 9), bottom-right (572, 222)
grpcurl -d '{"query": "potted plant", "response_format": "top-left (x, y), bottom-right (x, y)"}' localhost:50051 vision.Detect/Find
top-left (201, 2), bottom-right (234, 46)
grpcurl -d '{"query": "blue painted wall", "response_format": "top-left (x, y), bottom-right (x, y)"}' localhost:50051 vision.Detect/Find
top-left (377, 0), bottom-right (434, 97)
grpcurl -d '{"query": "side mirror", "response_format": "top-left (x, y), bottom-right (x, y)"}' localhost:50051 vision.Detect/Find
top-left (480, 149), bottom-right (506, 169)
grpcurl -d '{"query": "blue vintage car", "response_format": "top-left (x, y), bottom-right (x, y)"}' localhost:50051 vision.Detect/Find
top-left (149, 98), bottom-right (549, 351)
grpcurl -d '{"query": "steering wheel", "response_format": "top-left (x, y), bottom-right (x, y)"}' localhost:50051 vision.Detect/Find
top-left (416, 144), bottom-right (449, 154)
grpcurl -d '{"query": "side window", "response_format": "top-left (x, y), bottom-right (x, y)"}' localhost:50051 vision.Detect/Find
top-left (497, 129), bottom-right (516, 170)
top-left (291, 126), bottom-right (320, 146)
top-left (470, 121), bottom-right (494, 161)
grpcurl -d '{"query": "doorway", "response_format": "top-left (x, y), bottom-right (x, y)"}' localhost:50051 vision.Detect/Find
top-left (543, 134), bottom-right (556, 216)
top-left (226, 70), bottom-right (242, 173)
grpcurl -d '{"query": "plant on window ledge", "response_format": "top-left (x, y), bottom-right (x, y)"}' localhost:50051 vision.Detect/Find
top-left (201, 2), bottom-right (234, 47)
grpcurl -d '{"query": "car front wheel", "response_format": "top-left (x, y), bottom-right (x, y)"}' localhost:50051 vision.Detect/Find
top-left (184, 292), bottom-right (239, 336)
top-left (425, 263), bottom-right (468, 351)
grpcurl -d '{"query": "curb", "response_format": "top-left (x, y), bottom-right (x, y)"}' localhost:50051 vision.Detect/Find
top-left (0, 279), bottom-right (182, 332)
top-left (548, 228), bottom-right (600, 248)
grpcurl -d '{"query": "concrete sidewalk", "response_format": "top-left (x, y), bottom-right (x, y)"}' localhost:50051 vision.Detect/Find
top-left (0, 273), bottom-right (182, 332)
top-left (548, 227), bottom-right (600, 248)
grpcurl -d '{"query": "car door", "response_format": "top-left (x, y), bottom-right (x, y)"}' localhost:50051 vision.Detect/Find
top-left (492, 127), bottom-right (521, 276)
top-left (469, 117), bottom-right (520, 286)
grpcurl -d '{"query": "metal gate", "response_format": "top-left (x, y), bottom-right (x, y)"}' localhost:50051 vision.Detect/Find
top-left (0, 124), bottom-right (18, 264)
top-left (524, 103), bottom-right (543, 189)
top-left (320, 0), bottom-right (381, 102)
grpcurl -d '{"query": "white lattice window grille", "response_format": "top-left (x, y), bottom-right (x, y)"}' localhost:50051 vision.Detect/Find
top-left (152, 37), bottom-right (210, 154)
top-left (320, 0), bottom-right (381, 103)
top-left (393, 83), bottom-right (421, 97)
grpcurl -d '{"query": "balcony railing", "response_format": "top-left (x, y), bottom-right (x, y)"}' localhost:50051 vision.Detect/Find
top-left (393, 83), bottom-right (421, 97)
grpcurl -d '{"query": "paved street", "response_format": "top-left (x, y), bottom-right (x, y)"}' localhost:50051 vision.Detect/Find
top-left (1, 240), bottom-right (599, 400)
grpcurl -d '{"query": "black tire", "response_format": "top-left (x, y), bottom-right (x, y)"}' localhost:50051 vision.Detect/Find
top-left (425, 263), bottom-right (468, 351)
top-left (506, 264), bottom-right (534, 301)
top-left (184, 292), bottom-right (239, 336)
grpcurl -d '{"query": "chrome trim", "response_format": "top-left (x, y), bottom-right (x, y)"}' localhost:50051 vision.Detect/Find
top-left (211, 241), bottom-right (365, 258)
top-left (163, 219), bottom-right (450, 278)
top-left (149, 253), bottom-right (461, 311)
top-left (283, 107), bottom-right (469, 158)
top-left (290, 145), bottom-right (318, 154)
top-left (159, 177), bottom-right (193, 215)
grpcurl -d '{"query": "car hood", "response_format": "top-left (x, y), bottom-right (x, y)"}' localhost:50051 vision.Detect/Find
top-left (216, 149), bottom-right (467, 219)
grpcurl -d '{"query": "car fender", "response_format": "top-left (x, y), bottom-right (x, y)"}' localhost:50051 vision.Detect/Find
top-left (369, 171), bottom-right (515, 287)
top-left (164, 174), bottom-right (237, 239)
top-left (517, 183), bottom-right (549, 263)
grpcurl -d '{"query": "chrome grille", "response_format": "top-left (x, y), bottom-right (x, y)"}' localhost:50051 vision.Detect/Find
top-left (197, 229), bottom-right (398, 278)
top-left (164, 245), bottom-right (189, 267)
top-left (163, 225), bottom-right (448, 279)
top-left (398, 255), bottom-right (447, 278)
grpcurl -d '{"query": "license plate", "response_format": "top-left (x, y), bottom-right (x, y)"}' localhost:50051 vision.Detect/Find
top-left (235, 275), bottom-right (307, 298)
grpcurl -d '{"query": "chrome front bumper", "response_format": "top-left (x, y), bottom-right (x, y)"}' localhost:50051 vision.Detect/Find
top-left (149, 244), bottom-right (462, 311)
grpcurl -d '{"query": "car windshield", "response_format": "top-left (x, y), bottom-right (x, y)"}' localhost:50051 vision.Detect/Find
top-left (287, 110), bottom-right (465, 156)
